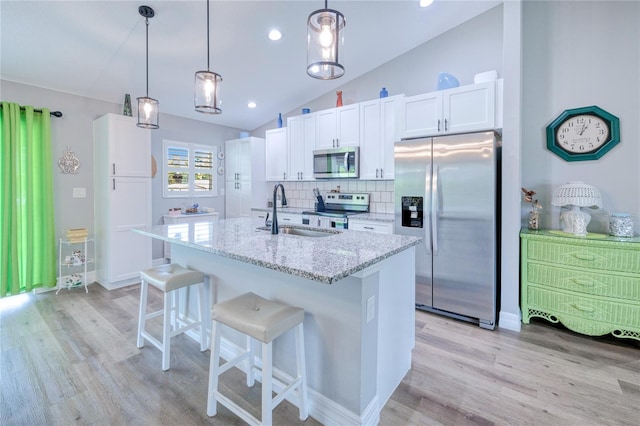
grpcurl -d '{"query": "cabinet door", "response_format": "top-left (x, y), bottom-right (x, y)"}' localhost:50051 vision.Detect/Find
top-left (288, 114), bottom-right (317, 180)
top-left (359, 100), bottom-right (382, 180)
top-left (225, 138), bottom-right (251, 181)
top-left (278, 212), bottom-right (302, 225)
top-left (265, 128), bottom-right (288, 181)
top-left (109, 177), bottom-right (151, 281)
top-left (225, 180), bottom-right (240, 218)
top-left (316, 109), bottom-right (337, 149)
top-left (349, 220), bottom-right (393, 234)
top-left (443, 81), bottom-right (495, 134)
top-left (107, 114), bottom-right (151, 177)
top-left (379, 95), bottom-right (402, 179)
top-left (336, 104), bottom-right (360, 147)
top-left (400, 92), bottom-right (442, 139)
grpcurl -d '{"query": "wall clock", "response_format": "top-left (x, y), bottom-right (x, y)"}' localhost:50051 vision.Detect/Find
top-left (546, 105), bottom-right (620, 161)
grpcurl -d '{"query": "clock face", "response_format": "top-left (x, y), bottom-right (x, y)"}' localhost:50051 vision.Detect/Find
top-left (555, 114), bottom-right (609, 154)
top-left (546, 106), bottom-right (620, 162)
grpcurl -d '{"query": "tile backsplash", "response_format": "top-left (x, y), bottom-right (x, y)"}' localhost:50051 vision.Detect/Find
top-left (273, 180), bottom-right (395, 214)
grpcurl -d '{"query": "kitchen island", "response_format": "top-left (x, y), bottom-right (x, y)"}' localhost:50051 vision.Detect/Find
top-left (133, 217), bottom-right (420, 426)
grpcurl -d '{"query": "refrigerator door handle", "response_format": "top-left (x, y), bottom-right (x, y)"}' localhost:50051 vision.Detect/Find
top-left (425, 164), bottom-right (432, 254)
top-left (432, 165), bottom-right (439, 256)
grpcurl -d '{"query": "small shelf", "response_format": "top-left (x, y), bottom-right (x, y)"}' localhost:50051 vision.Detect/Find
top-left (57, 237), bottom-right (94, 294)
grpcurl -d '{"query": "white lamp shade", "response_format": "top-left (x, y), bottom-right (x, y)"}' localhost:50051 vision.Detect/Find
top-left (137, 96), bottom-right (159, 129)
top-left (551, 181), bottom-right (602, 209)
top-left (306, 7), bottom-right (345, 80)
top-left (195, 70), bottom-right (222, 114)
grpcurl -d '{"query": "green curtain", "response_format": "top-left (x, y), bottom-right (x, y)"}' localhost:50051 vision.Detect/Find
top-left (0, 102), bottom-right (56, 296)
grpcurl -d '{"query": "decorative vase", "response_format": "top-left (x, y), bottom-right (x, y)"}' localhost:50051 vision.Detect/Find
top-left (123, 93), bottom-right (132, 116)
top-left (336, 91), bottom-right (343, 107)
top-left (528, 211), bottom-right (541, 230)
top-left (277, 113), bottom-right (283, 128)
top-left (379, 87), bottom-right (388, 98)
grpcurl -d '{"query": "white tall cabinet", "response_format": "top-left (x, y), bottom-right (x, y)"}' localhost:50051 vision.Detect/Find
top-left (225, 136), bottom-right (265, 218)
top-left (359, 95), bottom-right (403, 180)
top-left (93, 114), bottom-right (152, 290)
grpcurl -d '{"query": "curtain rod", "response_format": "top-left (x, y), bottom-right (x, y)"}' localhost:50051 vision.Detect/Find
top-left (0, 104), bottom-right (63, 117)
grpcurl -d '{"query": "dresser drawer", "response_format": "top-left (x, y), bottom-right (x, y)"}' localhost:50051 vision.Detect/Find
top-left (525, 239), bottom-right (640, 274)
top-left (527, 285), bottom-right (640, 328)
top-left (526, 263), bottom-right (640, 301)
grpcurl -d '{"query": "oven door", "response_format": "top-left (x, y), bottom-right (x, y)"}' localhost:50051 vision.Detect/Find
top-left (313, 147), bottom-right (359, 179)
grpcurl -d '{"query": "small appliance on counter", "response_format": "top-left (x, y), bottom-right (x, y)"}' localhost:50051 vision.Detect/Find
top-left (302, 192), bottom-right (369, 229)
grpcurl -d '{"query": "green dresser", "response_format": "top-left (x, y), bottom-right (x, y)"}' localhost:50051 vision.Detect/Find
top-left (520, 229), bottom-right (640, 342)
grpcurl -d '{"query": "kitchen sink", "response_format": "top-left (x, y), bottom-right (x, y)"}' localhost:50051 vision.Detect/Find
top-left (256, 226), bottom-right (337, 238)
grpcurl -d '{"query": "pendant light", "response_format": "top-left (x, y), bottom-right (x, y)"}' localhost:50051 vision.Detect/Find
top-left (194, 0), bottom-right (222, 114)
top-left (137, 5), bottom-right (159, 129)
top-left (306, 0), bottom-right (345, 80)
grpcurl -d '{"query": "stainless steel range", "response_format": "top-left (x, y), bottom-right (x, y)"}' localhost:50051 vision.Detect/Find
top-left (302, 192), bottom-right (369, 229)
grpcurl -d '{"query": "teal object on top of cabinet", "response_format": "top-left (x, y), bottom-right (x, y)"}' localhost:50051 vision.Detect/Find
top-left (520, 229), bottom-right (640, 342)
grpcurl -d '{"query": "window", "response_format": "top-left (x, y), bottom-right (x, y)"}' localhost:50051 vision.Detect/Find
top-left (163, 139), bottom-right (217, 198)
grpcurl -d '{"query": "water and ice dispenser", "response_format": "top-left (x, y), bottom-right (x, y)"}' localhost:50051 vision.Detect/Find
top-left (401, 197), bottom-right (423, 228)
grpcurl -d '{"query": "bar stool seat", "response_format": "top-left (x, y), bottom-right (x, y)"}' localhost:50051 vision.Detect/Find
top-left (136, 263), bottom-right (207, 371)
top-left (207, 292), bottom-right (308, 426)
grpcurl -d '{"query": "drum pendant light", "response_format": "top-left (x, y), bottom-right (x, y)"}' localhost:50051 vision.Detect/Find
top-left (137, 5), bottom-right (159, 129)
top-left (194, 0), bottom-right (222, 114)
top-left (306, 0), bottom-right (345, 80)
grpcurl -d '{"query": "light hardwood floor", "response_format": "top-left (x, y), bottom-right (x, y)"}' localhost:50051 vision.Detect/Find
top-left (1, 283), bottom-right (638, 425)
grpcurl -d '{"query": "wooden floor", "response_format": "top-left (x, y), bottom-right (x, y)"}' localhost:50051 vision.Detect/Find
top-left (1, 284), bottom-right (639, 426)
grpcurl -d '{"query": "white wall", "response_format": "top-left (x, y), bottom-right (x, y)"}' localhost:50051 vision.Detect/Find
top-left (522, 1), bottom-right (640, 231)
top-left (0, 80), bottom-right (246, 260)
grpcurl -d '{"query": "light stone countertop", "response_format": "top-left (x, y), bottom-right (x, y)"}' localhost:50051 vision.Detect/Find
top-left (133, 217), bottom-right (420, 284)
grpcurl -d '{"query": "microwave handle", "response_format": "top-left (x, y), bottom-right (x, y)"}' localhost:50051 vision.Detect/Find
top-left (344, 152), bottom-right (349, 171)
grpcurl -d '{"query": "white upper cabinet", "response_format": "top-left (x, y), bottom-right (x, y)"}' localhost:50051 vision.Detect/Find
top-left (359, 95), bottom-right (403, 180)
top-left (316, 104), bottom-right (360, 149)
top-left (400, 81), bottom-right (499, 139)
top-left (287, 113), bottom-right (316, 181)
top-left (265, 127), bottom-right (288, 181)
top-left (97, 113), bottom-right (151, 177)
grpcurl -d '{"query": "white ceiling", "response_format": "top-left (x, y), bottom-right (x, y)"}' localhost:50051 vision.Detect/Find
top-left (1, 0), bottom-right (501, 130)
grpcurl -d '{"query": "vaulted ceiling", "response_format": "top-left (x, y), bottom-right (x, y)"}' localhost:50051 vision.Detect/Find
top-left (1, 0), bottom-right (501, 130)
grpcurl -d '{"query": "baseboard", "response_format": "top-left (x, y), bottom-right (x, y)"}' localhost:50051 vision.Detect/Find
top-left (498, 310), bottom-right (522, 332)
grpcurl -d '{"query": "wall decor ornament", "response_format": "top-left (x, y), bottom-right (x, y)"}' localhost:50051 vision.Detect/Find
top-left (58, 146), bottom-right (80, 174)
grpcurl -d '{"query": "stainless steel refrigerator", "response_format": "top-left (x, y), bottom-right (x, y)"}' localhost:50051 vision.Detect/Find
top-left (394, 131), bottom-right (500, 329)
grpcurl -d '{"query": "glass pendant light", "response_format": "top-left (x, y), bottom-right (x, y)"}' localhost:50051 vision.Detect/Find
top-left (306, 0), bottom-right (345, 80)
top-left (194, 0), bottom-right (222, 114)
top-left (137, 5), bottom-right (159, 129)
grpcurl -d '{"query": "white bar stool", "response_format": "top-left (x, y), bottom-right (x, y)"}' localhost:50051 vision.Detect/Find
top-left (136, 264), bottom-right (207, 371)
top-left (207, 292), bottom-right (308, 426)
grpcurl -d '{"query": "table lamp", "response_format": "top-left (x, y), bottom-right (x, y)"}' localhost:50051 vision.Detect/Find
top-left (551, 181), bottom-right (602, 236)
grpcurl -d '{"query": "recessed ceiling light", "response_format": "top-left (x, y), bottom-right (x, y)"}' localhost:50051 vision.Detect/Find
top-left (419, 0), bottom-right (434, 7)
top-left (268, 29), bottom-right (282, 41)
top-left (248, 102), bottom-right (257, 109)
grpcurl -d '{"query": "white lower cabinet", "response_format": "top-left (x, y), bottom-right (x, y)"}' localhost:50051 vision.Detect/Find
top-left (349, 219), bottom-right (393, 234)
top-left (277, 212), bottom-right (302, 225)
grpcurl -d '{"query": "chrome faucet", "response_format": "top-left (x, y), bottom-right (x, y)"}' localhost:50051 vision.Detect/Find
top-left (271, 183), bottom-right (287, 234)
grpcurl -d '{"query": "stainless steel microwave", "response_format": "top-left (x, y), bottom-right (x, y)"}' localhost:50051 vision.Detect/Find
top-left (313, 147), bottom-right (359, 179)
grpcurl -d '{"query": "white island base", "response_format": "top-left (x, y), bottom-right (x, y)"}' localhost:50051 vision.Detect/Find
top-left (171, 243), bottom-right (415, 426)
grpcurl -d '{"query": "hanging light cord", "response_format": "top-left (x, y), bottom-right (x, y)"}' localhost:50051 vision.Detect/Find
top-left (206, 0), bottom-right (210, 71)
top-left (145, 16), bottom-right (150, 97)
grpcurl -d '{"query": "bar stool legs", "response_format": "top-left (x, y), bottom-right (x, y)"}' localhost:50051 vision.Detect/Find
top-left (207, 292), bottom-right (308, 425)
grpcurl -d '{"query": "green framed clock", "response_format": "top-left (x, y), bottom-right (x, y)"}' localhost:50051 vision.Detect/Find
top-left (546, 105), bottom-right (620, 161)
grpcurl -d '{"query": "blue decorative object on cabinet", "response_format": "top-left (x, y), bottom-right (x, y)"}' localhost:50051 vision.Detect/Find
top-left (379, 87), bottom-right (388, 98)
top-left (436, 72), bottom-right (460, 91)
top-left (277, 113), bottom-right (283, 128)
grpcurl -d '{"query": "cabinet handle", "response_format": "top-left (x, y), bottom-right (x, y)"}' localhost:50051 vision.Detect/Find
top-left (283, 172), bottom-right (286, 180)
top-left (570, 303), bottom-right (595, 313)
top-left (573, 253), bottom-right (595, 261)
top-left (437, 119), bottom-right (441, 132)
top-left (364, 226), bottom-right (374, 230)
top-left (336, 138), bottom-right (339, 147)
top-left (571, 278), bottom-right (595, 287)
top-left (376, 168), bottom-right (379, 179)
top-left (380, 168), bottom-right (384, 179)
top-left (112, 163), bottom-right (116, 175)
top-left (112, 178), bottom-right (115, 190)
top-left (444, 118), bottom-right (448, 132)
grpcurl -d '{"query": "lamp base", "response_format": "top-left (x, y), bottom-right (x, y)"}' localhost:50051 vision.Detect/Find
top-left (560, 205), bottom-right (591, 236)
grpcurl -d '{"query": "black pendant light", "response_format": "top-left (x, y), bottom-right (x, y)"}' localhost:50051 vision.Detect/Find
top-left (194, 0), bottom-right (222, 114)
top-left (137, 5), bottom-right (159, 129)
top-left (306, 0), bottom-right (346, 80)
